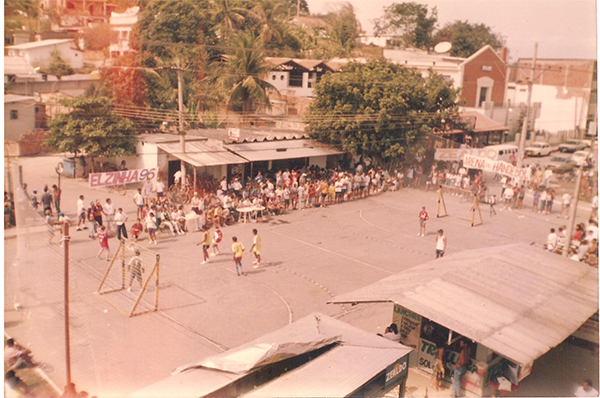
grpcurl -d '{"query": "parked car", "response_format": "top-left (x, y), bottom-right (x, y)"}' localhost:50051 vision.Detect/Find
top-left (546, 156), bottom-right (576, 174)
top-left (525, 142), bottom-right (552, 157)
top-left (558, 140), bottom-right (588, 153)
top-left (571, 150), bottom-right (594, 167)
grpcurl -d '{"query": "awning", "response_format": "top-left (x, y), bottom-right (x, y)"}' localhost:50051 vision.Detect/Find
top-left (241, 345), bottom-right (408, 398)
top-left (157, 141), bottom-right (247, 167)
top-left (329, 244), bottom-right (598, 367)
top-left (224, 139), bottom-right (345, 162)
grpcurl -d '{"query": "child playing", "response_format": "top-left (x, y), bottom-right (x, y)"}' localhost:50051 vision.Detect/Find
top-left (127, 250), bottom-right (144, 291)
top-left (96, 225), bottom-right (110, 261)
top-left (211, 226), bottom-right (223, 256)
top-left (489, 195), bottom-right (497, 216)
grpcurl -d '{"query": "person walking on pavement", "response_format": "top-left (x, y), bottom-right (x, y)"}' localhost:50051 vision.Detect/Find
top-left (231, 236), bottom-right (245, 276)
top-left (418, 206), bottom-right (429, 237)
top-left (40, 187), bottom-right (53, 216)
top-left (52, 184), bottom-right (61, 214)
top-left (115, 208), bottom-right (128, 241)
top-left (197, 225), bottom-right (211, 264)
top-left (96, 225), bottom-right (110, 261)
top-left (211, 226), bottom-right (222, 256)
top-left (76, 195), bottom-right (86, 231)
top-left (435, 229), bottom-right (447, 259)
top-left (558, 191), bottom-right (572, 219)
top-left (103, 198), bottom-right (116, 232)
top-left (451, 340), bottom-right (471, 397)
top-left (133, 188), bottom-right (144, 219)
top-left (251, 228), bottom-right (262, 268)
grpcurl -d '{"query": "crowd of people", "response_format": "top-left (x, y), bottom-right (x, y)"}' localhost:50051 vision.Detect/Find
top-left (546, 219), bottom-right (599, 267)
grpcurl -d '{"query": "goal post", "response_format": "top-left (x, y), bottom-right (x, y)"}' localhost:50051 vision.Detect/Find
top-left (97, 238), bottom-right (160, 317)
top-left (436, 185), bottom-right (483, 227)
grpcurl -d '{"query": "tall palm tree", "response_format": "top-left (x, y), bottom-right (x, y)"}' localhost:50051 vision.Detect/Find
top-left (224, 30), bottom-right (277, 122)
top-left (210, 0), bottom-right (247, 41)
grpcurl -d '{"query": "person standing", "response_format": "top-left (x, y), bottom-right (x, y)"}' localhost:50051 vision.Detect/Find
top-left (51, 184), bottom-right (61, 214)
top-left (501, 185), bottom-right (514, 211)
top-left (103, 198), bottom-right (116, 232)
top-left (451, 340), bottom-right (471, 397)
top-left (558, 191), bottom-right (572, 219)
top-left (145, 212), bottom-right (158, 245)
top-left (142, 179), bottom-right (153, 205)
top-left (127, 250), bottom-right (144, 292)
top-left (575, 380), bottom-right (599, 397)
top-left (93, 200), bottom-right (103, 226)
top-left (211, 226), bottom-right (222, 256)
top-left (76, 195), bottom-right (86, 231)
top-left (96, 225), bottom-right (110, 261)
top-left (133, 188), bottom-right (144, 219)
top-left (418, 206), bottom-right (429, 237)
top-left (40, 187), bottom-right (53, 216)
top-left (155, 178), bottom-right (165, 200)
top-left (191, 192), bottom-right (203, 231)
top-left (435, 229), bottom-right (447, 259)
top-left (547, 228), bottom-right (558, 252)
top-left (87, 201), bottom-right (97, 239)
top-left (251, 228), bottom-right (262, 268)
top-left (197, 225), bottom-right (211, 264)
top-left (231, 236), bottom-right (245, 276)
top-left (114, 208), bottom-right (128, 241)
top-left (489, 195), bottom-right (497, 216)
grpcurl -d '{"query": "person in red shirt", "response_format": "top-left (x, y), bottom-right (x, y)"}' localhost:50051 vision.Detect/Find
top-left (418, 206), bottom-right (429, 237)
top-left (96, 225), bottom-right (110, 261)
top-left (130, 219), bottom-right (144, 243)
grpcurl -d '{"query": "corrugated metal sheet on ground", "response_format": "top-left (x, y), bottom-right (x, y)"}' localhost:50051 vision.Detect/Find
top-left (241, 345), bottom-right (408, 398)
top-left (157, 141), bottom-right (247, 167)
top-left (330, 244), bottom-right (598, 366)
top-left (224, 139), bottom-right (344, 162)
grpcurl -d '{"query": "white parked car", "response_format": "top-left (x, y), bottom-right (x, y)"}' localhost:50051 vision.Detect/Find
top-left (558, 140), bottom-right (588, 153)
top-left (524, 142), bottom-right (552, 157)
top-left (571, 150), bottom-right (594, 166)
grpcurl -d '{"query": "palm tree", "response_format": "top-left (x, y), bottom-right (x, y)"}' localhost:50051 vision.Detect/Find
top-left (224, 30), bottom-right (277, 123)
top-left (210, 0), bottom-right (247, 41)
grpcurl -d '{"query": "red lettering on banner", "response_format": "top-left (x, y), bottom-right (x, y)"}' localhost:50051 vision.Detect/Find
top-left (104, 173), bottom-right (114, 186)
top-left (128, 170), bottom-right (139, 183)
top-left (90, 174), bottom-right (100, 187)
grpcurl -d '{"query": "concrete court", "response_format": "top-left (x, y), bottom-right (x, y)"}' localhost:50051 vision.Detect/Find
top-left (4, 155), bottom-right (597, 397)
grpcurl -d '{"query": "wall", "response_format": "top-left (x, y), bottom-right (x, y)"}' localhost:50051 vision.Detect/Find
top-left (9, 42), bottom-right (83, 69)
top-left (5, 100), bottom-right (36, 141)
top-left (461, 47), bottom-right (506, 107)
top-left (506, 84), bottom-right (590, 133)
top-left (308, 155), bottom-right (327, 168)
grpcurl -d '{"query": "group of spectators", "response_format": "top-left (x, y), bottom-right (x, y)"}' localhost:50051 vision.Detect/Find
top-left (546, 219), bottom-right (599, 267)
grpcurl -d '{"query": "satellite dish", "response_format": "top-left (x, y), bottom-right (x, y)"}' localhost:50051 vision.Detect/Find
top-left (434, 41), bottom-right (452, 54)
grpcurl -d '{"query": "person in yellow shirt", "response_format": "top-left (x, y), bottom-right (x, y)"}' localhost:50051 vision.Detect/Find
top-left (328, 183), bottom-right (335, 205)
top-left (251, 228), bottom-right (262, 268)
top-left (231, 236), bottom-right (245, 276)
top-left (196, 225), bottom-right (211, 264)
top-left (320, 180), bottom-right (329, 206)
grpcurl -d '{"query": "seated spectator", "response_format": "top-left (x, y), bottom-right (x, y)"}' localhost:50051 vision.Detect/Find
top-left (4, 339), bottom-right (35, 370)
top-left (382, 323), bottom-right (400, 342)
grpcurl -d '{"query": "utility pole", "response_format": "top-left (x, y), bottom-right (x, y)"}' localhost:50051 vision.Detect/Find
top-left (297, 0), bottom-right (300, 18)
top-left (63, 223), bottom-right (72, 386)
top-left (517, 42), bottom-right (537, 168)
top-left (176, 60), bottom-right (186, 188)
top-left (563, 163), bottom-right (584, 258)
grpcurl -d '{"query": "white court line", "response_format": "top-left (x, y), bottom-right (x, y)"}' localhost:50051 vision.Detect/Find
top-left (269, 229), bottom-right (394, 275)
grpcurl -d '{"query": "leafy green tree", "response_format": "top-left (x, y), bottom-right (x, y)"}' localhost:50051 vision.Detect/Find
top-left (82, 22), bottom-right (111, 52)
top-left (100, 52), bottom-right (148, 108)
top-left (322, 2), bottom-right (360, 57)
top-left (44, 50), bottom-right (74, 80)
top-left (305, 60), bottom-right (461, 167)
top-left (252, 0), bottom-right (301, 55)
top-left (374, 2), bottom-right (437, 50)
top-left (434, 21), bottom-right (503, 58)
top-left (5, 0), bottom-right (38, 30)
top-left (209, 0), bottom-right (248, 41)
top-left (46, 97), bottom-right (137, 171)
top-left (222, 30), bottom-right (276, 121)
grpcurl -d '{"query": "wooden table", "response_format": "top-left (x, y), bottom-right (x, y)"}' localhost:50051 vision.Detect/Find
top-left (237, 206), bottom-right (265, 223)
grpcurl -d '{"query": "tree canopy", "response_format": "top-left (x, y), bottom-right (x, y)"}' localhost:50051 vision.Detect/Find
top-left (46, 97), bottom-right (137, 167)
top-left (374, 2), bottom-right (437, 50)
top-left (305, 60), bottom-right (462, 166)
top-left (44, 50), bottom-right (74, 80)
top-left (434, 20), bottom-right (503, 58)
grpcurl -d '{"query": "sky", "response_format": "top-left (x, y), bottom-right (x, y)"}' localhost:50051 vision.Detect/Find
top-left (305, 0), bottom-right (598, 61)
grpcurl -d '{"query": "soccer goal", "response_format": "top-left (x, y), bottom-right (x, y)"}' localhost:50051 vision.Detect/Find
top-left (97, 238), bottom-right (160, 317)
top-left (436, 186), bottom-right (483, 227)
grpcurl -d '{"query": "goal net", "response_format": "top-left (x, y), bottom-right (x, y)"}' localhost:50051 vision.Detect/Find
top-left (97, 238), bottom-right (160, 317)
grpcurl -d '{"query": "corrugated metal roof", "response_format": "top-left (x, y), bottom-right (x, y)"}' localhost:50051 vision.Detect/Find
top-left (4, 56), bottom-right (36, 76)
top-left (224, 139), bottom-right (344, 162)
top-left (7, 39), bottom-right (73, 50)
top-left (330, 244), bottom-right (598, 366)
top-left (241, 345), bottom-right (408, 398)
top-left (157, 141), bottom-right (247, 167)
top-left (131, 313), bottom-right (411, 398)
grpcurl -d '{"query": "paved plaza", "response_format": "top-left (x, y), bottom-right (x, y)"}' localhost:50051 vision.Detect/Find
top-left (4, 156), bottom-right (597, 397)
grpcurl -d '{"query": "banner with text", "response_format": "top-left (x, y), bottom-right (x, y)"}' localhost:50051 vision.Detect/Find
top-left (463, 155), bottom-right (531, 181)
top-left (434, 147), bottom-right (504, 161)
top-left (89, 168), bottom-right (158, 188)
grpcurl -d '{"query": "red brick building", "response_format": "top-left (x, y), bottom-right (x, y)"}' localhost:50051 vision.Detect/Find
top-left (460, 45), bottom-right (507, 108)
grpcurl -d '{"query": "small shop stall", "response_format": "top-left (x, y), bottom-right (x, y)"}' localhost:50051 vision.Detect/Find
top-left (130, 312), bottom-right (412, 398)
top-left (330, 244), bottom-right (598, 397)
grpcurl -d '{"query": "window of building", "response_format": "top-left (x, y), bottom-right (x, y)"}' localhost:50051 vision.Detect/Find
top-left (289, 69), bottom-right (303, 87)
top-left (478, 87), bottom-right (489, 107)
top-left (10, 110), bottom-right (18, 120)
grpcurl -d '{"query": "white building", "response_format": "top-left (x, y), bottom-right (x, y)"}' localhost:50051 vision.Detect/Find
top-left (265, 58), bottom-right (336, 98)
top-left (383, 48), bottom-right (464, 88)
top-left (6, 39), bottom-right (83, 69)
top-left (109, 6), bottom-right (140, 58)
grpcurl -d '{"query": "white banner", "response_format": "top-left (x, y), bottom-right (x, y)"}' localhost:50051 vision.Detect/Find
top-left (463, 155), bottom-right (531, 181)
top-left (89, 168), bottom-right (158, 188)
top-left (434, 147), bottom-right (502, 161)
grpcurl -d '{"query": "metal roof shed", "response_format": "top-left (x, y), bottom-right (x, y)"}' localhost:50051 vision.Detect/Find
top-left (330, 243), bottom-right (598, 369)
top-left (157, 141), bottom-right (247, 167)
top-left (224, 139), bottom-right (344, 162)
top-left (130, 313), bottom-right (412, 398)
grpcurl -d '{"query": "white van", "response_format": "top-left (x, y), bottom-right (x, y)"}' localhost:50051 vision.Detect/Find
top-left (434, 144), bottom-right (519, 162)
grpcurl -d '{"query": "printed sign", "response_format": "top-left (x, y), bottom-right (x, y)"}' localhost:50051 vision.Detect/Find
top-left (393, 305), bottom-right (422, 348)
top-left (463, 154), bottom-right (531, 181)
top-left (385, 356), bottom-right (409, 387)
top-left (434, 147), bottom-right (502, 161)
top-left (228, 128), bottom-right (240, 143)
top-left (89, 168), bottom-right (158, 188)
